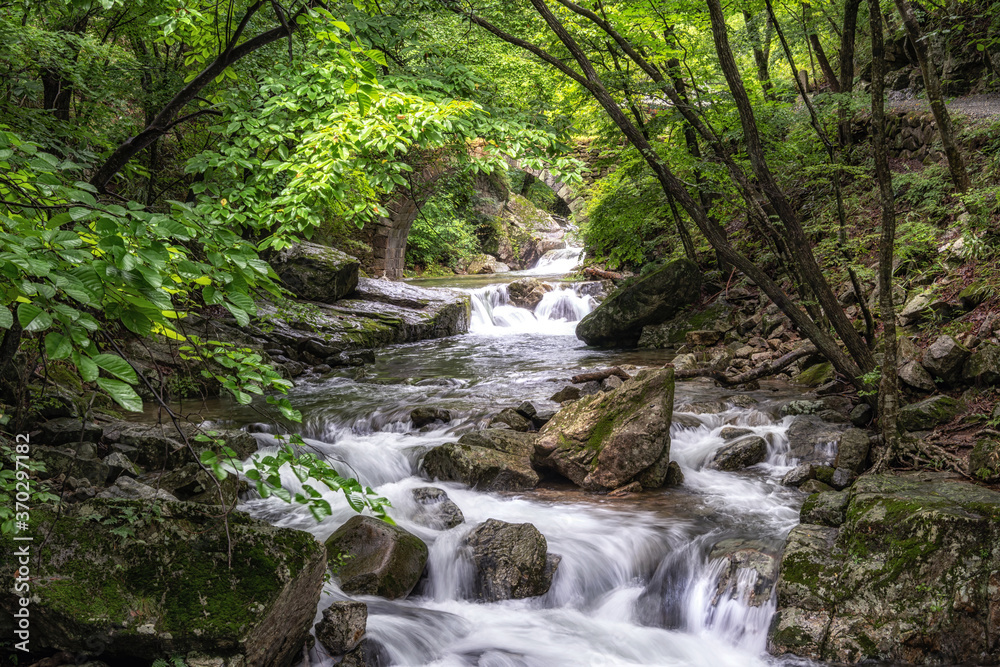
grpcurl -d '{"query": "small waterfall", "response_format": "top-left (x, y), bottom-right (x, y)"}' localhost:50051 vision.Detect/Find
top-left (522, 246), bottom-right (585, 275)
top-left (468, 283), bottom-right (595, 335)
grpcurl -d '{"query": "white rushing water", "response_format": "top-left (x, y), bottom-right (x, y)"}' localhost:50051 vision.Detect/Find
top-left (520, 246), bottom-right (585, 276)
top-left (235, 248), bottom-right (818, 667)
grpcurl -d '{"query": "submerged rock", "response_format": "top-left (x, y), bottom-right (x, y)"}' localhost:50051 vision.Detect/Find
top-left (507, 278), bottom-right (550, 310)
top-left (324, 515), bottom-right (428, 600)
top-left (576, 259), bottom-right (701, 347)
top-left (271, 241), bottom-right (359, 304)
top-left (411, 487), bottom-right (465, 529)
top-left (770, 473), bottom-right (1000, 664)
top-left (465, 519), bottom-right (559, 602)
top-left (535, 368), bottom-right (674, 491)
top-left (410, 407), bottom-right (452, 428)
top-left (0, 500), bottom-right (326, 666)
top-left (709, 538), bottom-right (782, 608)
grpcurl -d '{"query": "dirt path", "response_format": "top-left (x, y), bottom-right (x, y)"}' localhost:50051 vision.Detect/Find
top-left (887, 91), bottom-right (1000, 119)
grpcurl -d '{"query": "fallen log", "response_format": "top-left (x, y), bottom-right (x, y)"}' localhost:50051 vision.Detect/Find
top-left (671, 345), bottom-right (818, 386)
top-left (583, 266), bottom-right (623, 281)
top-left (571, 367), bottom-right (631, 384)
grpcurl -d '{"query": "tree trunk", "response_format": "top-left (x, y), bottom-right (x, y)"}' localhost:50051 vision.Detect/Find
top-left (803, 2), bottom-right (841, 91)
top-left (838, 0), bottom-right (862, 146)
top-left (892, 0), bottom-right (970, 192)
top-left (868, 0), bottom-right (901, 468)
top-left (743, 10), bottom-right (775, 100)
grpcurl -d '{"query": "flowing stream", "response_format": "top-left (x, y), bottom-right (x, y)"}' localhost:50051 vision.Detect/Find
top-left (234, 247), bottom-right (819, 667)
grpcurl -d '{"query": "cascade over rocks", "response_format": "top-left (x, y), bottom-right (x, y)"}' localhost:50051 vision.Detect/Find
top-left (411, 487), bottom-right (465, 529)
top-left (534, 368), bottom-right (674, 491)
top-left (770, 473), bottom-right (1000, 665)
top-left (576, 259), bottom-right (701, 347)
top-left (507, 278), bottom-right (551, 310)
top-left (465, 519), bottom-right (559, 602)
top-left (270, 241), bottom-right (360, 304)
top-left (324, 515), bottom-right (428, 600)
top-left (316, 601), bottom-right (367, 655)
top-left (0, 500), bottom-right (326, 666)
top-left (707, 436), bottom-right (768, 471)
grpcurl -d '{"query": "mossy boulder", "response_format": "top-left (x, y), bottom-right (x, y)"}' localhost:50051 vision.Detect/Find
top-left (970, 436), bottom-right (1000, 483)
top-left (101, 422), bottom-right (258, 471)
top-left (576, 259), bottom-right (701, 347)
top-left (963, 343), bottom-right (1000, 386)
top-left (324, 515), bottom-right (428, 600)
top-left (800, 491), bottom-right (849, 527)
top-left (637, 299), bottom-right (735, 349)
top-left (0, 500), bottom-right (325, 666)
top-left (270, 241), bottom-right (359, 303)
top-left (794, 363), bottom-right (834, 387)
top-left (922, 335), bottom-right (970, 382)
top-left (534, 368), bottom-right (673, 491)
top-left (898, 395), bottom-right (963, 431)
top-left (422, 429), bottom-right (539, 492)
top-left (465, 519), bottom-right (559, 602)
top-left (769, 473), bottom-right (1000, 664)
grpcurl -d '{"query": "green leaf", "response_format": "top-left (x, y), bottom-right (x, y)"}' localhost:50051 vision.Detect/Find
top-left (44, 332), bottom-right (73, 360)
top-left (93, 354), bottom-right (137, 384)
top-left (0, 305), bottom-right (11, 329)
top-left (96, 377), bottom-right (143, 412)
top-left (73, 351), bottom-right (99, 383)
top-left (17, 303), bottom-right (53, 332)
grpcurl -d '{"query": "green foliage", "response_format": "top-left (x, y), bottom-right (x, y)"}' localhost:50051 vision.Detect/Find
top-left (80, 503), bottom-right (166, 543)
top-left (405, 177), bottom-right (481, 269)
top-left (0, 438), bottom-right (61, 535)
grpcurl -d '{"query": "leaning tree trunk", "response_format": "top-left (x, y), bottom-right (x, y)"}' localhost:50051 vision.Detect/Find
top-left (838, 0), bottom-right (862, 147)
top-left (868, 0), bottom-right (901, 468)
top-left (743, 10), bottom-right (775, 100)
top-left (892, 0), bottom-right (970, 192)
top-left (803, 2), bottom-right (841, 91)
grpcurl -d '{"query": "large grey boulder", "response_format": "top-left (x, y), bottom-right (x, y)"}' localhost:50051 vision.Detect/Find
top-left (637, 299), bottom-right (735, 349)
top-left (324, 515), bottom-right (428, 600)
top-left (896, 359), bottom-right (935, 392)
top-left (101, 422), bottom-right (258, 471)
top-left (36, 418), bottom-right (102, 446)
top-left (576, 259), bottom-right (701, 347)
top-left (786, 416), bottom-right (846, 464)
top-left (422, 429), bottom-right (539, 492)
top-left (834, 429), bottom-right (871, 474)
top-left (535, 369), bottom-right (674, 491)
top-left (507, 278), bottom-right (550, 310)
top-left (465, 519), bottom-right (559, 602)
top-left (709, 538), bottom-right (782, 608)
top-left (0, 499), bottom-right (326, 666)
top-left (922, 335), bottom-right (970, 382)
top-left (769, 473), bottom-right (1000, 665)
top-left (271, 242), bottom-right (359, 303)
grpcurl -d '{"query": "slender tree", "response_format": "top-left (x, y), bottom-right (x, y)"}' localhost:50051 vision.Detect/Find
top-left (802, 1), bottom-right (840, 90)
top-left (892, 0), bottom-right (970, 192)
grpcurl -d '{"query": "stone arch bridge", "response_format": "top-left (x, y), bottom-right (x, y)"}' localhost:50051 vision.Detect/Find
top-left (366, 157), bottom-right (590, 279)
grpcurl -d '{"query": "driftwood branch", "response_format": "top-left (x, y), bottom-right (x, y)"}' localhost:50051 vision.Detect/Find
top-left (571, 367), bottom-right (631, 384)
top-left (584, 266), bottom-right (622, 280)
top-left (671, 344), bottom-right (818, 386)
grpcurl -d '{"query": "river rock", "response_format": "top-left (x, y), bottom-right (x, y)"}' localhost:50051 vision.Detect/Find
top-left (410, 407), bottom-right (452, 428)
top-left (36, 417), bottom-right (103, 446)
top-left (576, 259), bottom-right (701, 347)
top-left (140, 461), bottom-right (238, 506)
top-left (849, 403), bottom-right (874, 427)
top-left (270, 241), bottom-right (359, 303)
top-left (422, 430), bottom-right (539, 492)
top-left (709, 538), bottom-right (782, 608)
top-left (779, 400), bottom-right (825, 417)
top-left (467, 254), bottom-right (510, 275)
top-left (707, 436), bottom-right (768, 471)
top-left (534, 368), bottom-right (674, 491)
top-left (786, 416), bottom-right (846, 464)
top-left (922, 335), bottom-right (970, 382)
top-left (719, 426), bottom-right (753, 441)
top-left (316, 601), bottom-right (367, 655)
top-left (898, 395), bottom-right (963, 431)
top-left (897, 359), bottom-right (935, 392)
top-left (508, 278), bottom-right (549, 310)
top-left (770, 473), bottom-right (1000, 664)
top-left (324, 515), bottom-right (428, 599)
top-left (962, 343), bottom-right (1000, 385)
top-left (0, 499), bottom-right (326, 665)
top-left (489, 407), bottom-right (534, 432)
top-left (800, 490), bottom-right (849, 527)
top-left (97, 476), bottom-right (179, 501)
top-left (465, 519), bottom-right (558, 602)
top-left (834, 429), bottom-right (871, 474)
top-left (34, 446), bottom-right (110, 485)
top-left (101, 422), bottom-right (258, 471)
top-left (550, 385), bottom-right (582, 402)
top-left (782, 463), bottom-right (816, 487)
top-left (411, 487), bottom-right (465, 529)
top-left (969, 436), bottom-right (1000, 483)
